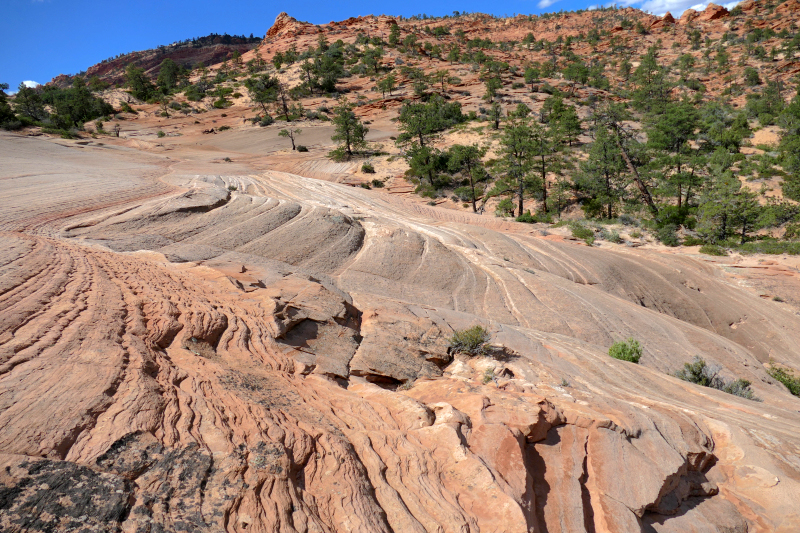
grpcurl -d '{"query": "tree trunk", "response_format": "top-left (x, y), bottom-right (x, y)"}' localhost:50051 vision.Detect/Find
top-left (469, 174), bottom-right (477, 213)
top-left (518, 176), bottom-right (524, 217)
top-left (540, 154), bottom-right (548, 206)
top-left (613, 131), bottom-right (658, 215)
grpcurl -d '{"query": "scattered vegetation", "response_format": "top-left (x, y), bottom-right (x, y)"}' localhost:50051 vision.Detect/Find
top-left (767, 366), bottom-right (800, 396)
top-left (675, 357), bottom-right (760, 400)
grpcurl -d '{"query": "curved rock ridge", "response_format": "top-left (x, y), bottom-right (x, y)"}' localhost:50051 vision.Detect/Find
top-left (1, 134), bottom-right (800, 533)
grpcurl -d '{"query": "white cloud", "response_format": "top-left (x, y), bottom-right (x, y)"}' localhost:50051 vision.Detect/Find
top-left (537, 0), bottom-right (561, 8)
top-left (22, 80), bottom-right (40, 88)
top-left (638, 0), bottom-right (740, 16)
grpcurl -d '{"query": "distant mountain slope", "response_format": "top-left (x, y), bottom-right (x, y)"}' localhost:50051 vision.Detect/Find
top-left (49, 33), bottom-right (263, 88)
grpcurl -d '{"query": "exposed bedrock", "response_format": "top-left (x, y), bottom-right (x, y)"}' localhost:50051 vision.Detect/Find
top-left (1, 159), bottom-right (800, 531)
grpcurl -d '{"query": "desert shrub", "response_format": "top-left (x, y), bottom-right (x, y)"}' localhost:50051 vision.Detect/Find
top-left (516, 210), bottom-right (552, 224)
top-left (608, 338), bottom-right (642, 363)
top-left (618, 214), bottom-right (638, 226)
top-left (482, 367), bottom-right (495, 384)
top-left (570, 223), bottom-right (595, 245)
top-left (682, 235), bottom-right (705, 246)
top-left (675, 356), bottom-right (760, 400)
top-left (784, 223), bottom-right (800, 240)
top-left (296, 145), bottom-right (308, 152)
top-left (259, 115), bottom-right (274, 127)
top-left (599, 228), bottom-right (622, 243)
top-left (119, 101), bottom-right (137, 114)
top-left (228, 185), bottom-right (238, 191)
top-left (495, 198), bottom-right (515, 217)
top-left (371, 179), bottom-right (385, 188)
top-left (768, 366), bottom-right (800, 396)
top-left (700, 244), bottom-right (727, 256)
top-left (738, 240), bottom-right (800, 255)
top-left (218, 125), bottom-right (230, 131)
top-left (157, 130), bottom-right (165, 138)
top-left (361, 162), bottom-right (375, 173)
top-left (361, 182), bottom-right (371, 189)
top-left (656, 224), bottom-right (680, 246)
top-left (449, 325), bottom-right (491, 356)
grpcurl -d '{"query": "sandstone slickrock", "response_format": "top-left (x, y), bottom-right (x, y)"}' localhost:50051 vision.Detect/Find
top-left (2, 105), bottom-right (800, 533)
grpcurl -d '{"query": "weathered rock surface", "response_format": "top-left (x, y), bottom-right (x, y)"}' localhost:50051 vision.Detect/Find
top-left (2, 123), bottom-right (800, 533)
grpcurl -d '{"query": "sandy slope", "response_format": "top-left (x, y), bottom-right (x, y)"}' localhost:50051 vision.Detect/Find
top-left (2, 130), bottom-right (800, 533)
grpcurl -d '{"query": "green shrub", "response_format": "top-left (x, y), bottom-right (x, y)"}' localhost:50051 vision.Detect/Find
top-left (218, 125), bottom-right (230, 131)
top-left (599, 228), bottom-right (622, 243)
top-left (449, 325), bottom-right (491, 356)
top-left (361, 162), bottom-right (375, 173)
top-left (371, 179), bottom-right (385, 188)
top-left (296, 145), bottom-right (309, 152)
top-left (700, 244), bottom-right (727, 256)
top-left (656, 224), bottom-right (680, 246)
top-left (119, 101), bottom-right (138, 114)
top-left (570, 223), bottom-right (595, 245)
top-left (675, 356), bottom-right (760, 400)
top-left (516, 210), bottom-right (552, 224)
top-left (608, 338), bottom-right (642, 363)
top-left (495, 198), bottom-right (515, 217)
top-left (682, 235), bottom-right (705, 246)
top-left (784, 223), bottom-right (800, 240)
top-left (738, 240), bottom-right (800, 255)
top-left (157, 130), bottom-right (166, 138)
top-left (768, 366), bottom-right (800, 396)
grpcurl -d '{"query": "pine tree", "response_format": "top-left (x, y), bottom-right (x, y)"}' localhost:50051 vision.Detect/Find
top-left (376, 74), bottom-right (397, 97)
top-left (0, 83), bottom-right (16, 127)
top-left (448, 144), bottom-right (487, 212)
top-left (577, 125), bottom-right (627, 219)
top-left (647, 99), bottom-right (702, 208)
top-left (14, 83), bottom-right (47, 121)
top-left (330, 98), bottom-right (368, 159)
top-left (698, 171), bottom-right (760, 244)
top-left (556, 104), bottom-right (581, 146)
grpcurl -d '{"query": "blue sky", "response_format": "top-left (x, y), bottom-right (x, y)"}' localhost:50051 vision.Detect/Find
top-left (1, 0), bottom-right (734, 91)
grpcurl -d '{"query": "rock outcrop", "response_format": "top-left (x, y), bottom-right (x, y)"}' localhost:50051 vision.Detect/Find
top-left (265, 12), bottom-right (318, 40)
top-left (697, 3), bottom-right (729, 21)
top-left (1, 132), bottom-right (800, 532)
